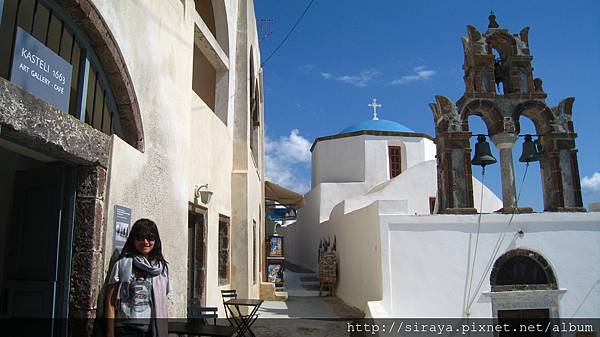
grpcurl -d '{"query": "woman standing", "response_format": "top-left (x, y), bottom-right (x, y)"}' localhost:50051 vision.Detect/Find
top-left (105, 219), bottom-right (170, 337)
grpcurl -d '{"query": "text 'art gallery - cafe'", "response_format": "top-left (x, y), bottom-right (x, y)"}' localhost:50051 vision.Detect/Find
top-left (0, 0), bottom-right (268, 335)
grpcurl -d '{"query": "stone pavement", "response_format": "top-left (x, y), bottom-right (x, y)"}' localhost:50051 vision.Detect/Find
top-left (251, 262), bottom-right (366, 337)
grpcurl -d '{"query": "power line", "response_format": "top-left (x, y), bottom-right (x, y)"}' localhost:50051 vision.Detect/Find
top-left (465, 163), bottom-right (531, 313)
top-left (261, 0), bottom-right (317, 67)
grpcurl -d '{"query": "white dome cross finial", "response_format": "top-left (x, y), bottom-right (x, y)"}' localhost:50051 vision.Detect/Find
top-left (368, 98), bottom-right (382, 120)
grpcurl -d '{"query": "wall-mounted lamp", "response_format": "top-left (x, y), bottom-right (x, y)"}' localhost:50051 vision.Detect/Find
top-left (194, 184), bottom-right (213, 204)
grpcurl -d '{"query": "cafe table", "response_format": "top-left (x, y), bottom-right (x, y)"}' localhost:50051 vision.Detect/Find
top-left (224, 298), bottom-right (263, 337)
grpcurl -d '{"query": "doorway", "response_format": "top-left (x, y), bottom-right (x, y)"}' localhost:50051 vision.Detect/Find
top-left (0, 144), bottom-right (75, 332)
top-left (498, 309), bottom-right (551, 337)
top-left (187, 204), bottom-right (207, 311)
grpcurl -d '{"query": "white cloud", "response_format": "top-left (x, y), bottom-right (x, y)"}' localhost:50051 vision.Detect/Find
top-left (391, 66), bottom-right (436, 85)
top-left (336, 68), bottom-right (380, 87)
top-left (298, 64), bottom-right (315, 74)
top-left (265, 129), bottom-right (311, 194)
top-left (320, 68), bottom-right (380, 87)
top-left (321, 72), bottom-right (332, 79)
top-left (269, 129), bottom-right (311, 163)
top-left (582, 172), bottom-right (600, 193)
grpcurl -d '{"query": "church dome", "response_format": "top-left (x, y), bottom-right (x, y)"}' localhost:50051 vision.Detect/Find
top-left (339, 119), bottom-right (414, 134)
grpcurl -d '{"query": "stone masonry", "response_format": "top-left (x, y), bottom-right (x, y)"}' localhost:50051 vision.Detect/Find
top-left (429, 14), bottom-right (585, 213)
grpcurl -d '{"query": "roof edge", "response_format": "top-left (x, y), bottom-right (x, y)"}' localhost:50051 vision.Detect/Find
top-left (310, 130), bottom-right (435, 152)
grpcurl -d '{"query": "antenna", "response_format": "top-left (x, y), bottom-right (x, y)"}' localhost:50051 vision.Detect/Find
top-left (258, 18), bottom-right (274, 41)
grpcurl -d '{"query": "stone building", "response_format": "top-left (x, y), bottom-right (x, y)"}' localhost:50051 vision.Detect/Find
top-left (0, 0), bottom-right (265, 334)
top-left (283, 15), bottom-right (600, 321)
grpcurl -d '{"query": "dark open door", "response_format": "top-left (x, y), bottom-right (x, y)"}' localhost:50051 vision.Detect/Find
top-left (2, 163), bottom-right (74, 334)
top-left (187, 208), bottom-right (207, 313)
top-left (498, 309), bottom-right (551, 337)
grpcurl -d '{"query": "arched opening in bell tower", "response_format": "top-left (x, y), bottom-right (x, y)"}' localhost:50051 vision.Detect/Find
top-left (468, 115), bottom-right (502, 212)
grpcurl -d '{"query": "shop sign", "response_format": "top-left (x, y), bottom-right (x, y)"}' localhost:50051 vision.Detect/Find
top-left (10, 27), bottom-right (72, 112)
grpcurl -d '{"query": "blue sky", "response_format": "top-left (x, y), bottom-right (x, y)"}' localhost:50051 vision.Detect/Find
top-left (256, 0), bottom-right (600, 210)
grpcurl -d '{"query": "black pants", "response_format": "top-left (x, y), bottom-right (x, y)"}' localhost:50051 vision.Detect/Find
top-left (115, 326), bottom-right (152, 337)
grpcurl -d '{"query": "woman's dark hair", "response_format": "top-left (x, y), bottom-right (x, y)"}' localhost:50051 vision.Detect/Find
top-left (119, 218), bottom-right (168, 272)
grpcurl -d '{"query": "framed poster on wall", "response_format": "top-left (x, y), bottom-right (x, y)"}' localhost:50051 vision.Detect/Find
top-left (268, 235), bottom-right (284, 257)
top-left (267, 259), bottom-right (284, 285)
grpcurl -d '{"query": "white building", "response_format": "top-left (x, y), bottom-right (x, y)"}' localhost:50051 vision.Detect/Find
top-left (0, 0), bottom-right (266, 334)
top-left (284, 112), bottom-right (600, 320)
top-left (283, 15), bottom-right (600, 321)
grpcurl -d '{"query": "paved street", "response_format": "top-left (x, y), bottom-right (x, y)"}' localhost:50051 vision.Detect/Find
top-left (252, 263), bottom-right (365, 337)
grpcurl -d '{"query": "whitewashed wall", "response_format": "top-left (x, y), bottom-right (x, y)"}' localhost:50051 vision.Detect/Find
top-left (285, 158), bottom-right (502, 276)
top-left (375, 212), bottom-right (600, 318)
top-left (311, 135), bottom-right (436, 187)
top-left (100, 0), bottom-right (264, 318)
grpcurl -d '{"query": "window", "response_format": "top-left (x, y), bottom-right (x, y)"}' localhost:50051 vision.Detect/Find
top-left (250, 82), bottom-right (260, 165)
top-left (490, 249), bottom-right (557, 292)
top-left (187, 205), bottom-right (207, 306)
top-left (0, 0), bottom-right (122, 136)
top-left (191, 0), bottom-right (229, 124)
top-left (252, 219), bottom-right (257, 284)
top-left (249, 52), bottom-right (260, 166)
top-left (218, 216), bottom-right (230, 285)
top-left (388, 146), bottom-right (402, 178)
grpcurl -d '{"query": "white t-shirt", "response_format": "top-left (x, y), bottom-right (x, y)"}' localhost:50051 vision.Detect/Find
top-left (109, 261), bottom-right (154, 331)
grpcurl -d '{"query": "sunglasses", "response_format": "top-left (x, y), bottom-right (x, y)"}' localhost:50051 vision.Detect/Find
top-left (134, 234), bottom-right (156, 242)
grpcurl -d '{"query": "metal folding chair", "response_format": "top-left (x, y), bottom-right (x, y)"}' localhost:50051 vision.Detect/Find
top-left (188, 305), bottom-right (218, 325)
top-left (221, 290), bottom-right (254, 336)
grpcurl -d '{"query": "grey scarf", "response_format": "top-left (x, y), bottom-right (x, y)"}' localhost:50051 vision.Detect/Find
top-left (116, 256), bottom-right (169, 337)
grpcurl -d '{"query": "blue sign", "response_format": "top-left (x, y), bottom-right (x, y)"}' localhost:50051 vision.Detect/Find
top-left (10, 27), bottom-right (72, 112)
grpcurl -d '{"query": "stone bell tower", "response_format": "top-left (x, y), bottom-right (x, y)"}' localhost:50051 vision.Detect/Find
top-left (429, 13), bottom-right (585, 213)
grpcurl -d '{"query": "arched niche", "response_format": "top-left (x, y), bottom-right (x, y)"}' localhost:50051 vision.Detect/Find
top-left (490, 249), bottom-right (557, 292)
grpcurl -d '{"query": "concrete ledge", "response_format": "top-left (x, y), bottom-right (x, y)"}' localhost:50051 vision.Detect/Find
top-left (194, 11), bottom-right (229, 71)
top-left (0, 77), bottom-right (110, 167)
top-left (442, 207), bottom-right (478, 214)
top-left (556, 207), bottom-right (587, 213)
top-left (260, 282), bottom-right (288, 301)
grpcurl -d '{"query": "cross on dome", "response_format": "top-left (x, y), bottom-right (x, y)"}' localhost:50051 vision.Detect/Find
top-left (368, 98), bottom-right (382, 120)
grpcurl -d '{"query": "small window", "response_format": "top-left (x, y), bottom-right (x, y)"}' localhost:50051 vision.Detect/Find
top-left (388, 146), bottom-right (402, 178)
top-left (218, 216), bottom-right (230, 285)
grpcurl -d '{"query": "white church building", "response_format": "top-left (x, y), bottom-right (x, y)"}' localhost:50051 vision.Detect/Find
top-left (282, 15), bottom-right (600, 321)
top-left (283, 109), bottom-right (600, 319)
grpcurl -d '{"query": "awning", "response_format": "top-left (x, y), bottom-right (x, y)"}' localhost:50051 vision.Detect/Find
top-left (265, 181), bottom-right (306, 209)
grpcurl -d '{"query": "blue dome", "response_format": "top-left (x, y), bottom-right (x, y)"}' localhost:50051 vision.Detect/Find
top-left (339, 119), bottom-right (414, 134)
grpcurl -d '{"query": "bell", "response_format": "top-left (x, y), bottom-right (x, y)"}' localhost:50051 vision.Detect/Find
top-left (472, 135), bottom-right (497, 167)
top-left (519, 134), bottom-right (541, 163)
